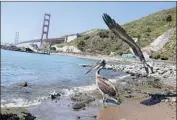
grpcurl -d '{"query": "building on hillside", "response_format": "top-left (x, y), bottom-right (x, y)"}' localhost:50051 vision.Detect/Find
top-left (64, 33), bottom-right (81, 43)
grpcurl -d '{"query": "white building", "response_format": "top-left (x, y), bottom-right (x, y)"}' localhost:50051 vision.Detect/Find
top-left (64, 33), bottom-right (81, 43)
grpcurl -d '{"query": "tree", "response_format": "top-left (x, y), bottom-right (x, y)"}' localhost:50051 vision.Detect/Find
top-left (77, 40), bottom-right (86, 51)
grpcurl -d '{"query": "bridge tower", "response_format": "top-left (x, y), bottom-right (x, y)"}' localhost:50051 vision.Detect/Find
top-left (15, 32), bottom-right (19, 45)
top-left (40, 13), bottom-right (51, 47)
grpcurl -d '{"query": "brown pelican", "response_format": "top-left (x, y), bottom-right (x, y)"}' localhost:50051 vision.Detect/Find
top-left (102, 14), bottom-right (153, 75)
top-left (85, 59), bottom-right (121, 105)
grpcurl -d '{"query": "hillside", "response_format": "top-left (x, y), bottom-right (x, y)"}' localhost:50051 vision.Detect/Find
top-left (62, 7), bottom-right (176, 60)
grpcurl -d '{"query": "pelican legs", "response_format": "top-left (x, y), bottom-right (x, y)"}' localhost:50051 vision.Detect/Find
top-left (102, 94), bottom-right (107, 107)
top-left (143, 64), bottom-right (149, 76)
top-left (102, 94), bottom-right (106, 103)
top-left (144, 63), bottom-right (154, 74)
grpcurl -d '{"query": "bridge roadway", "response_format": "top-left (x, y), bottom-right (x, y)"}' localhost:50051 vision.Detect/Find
top-left (15, 37), bottom-right (66, 45)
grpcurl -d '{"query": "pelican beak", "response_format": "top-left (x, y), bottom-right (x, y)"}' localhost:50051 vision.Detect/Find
top-left (85, 61), bottom-right (100, 74)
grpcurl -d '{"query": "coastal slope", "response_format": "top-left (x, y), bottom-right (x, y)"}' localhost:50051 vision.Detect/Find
top-left (59, 7), bottom-right (176, 60)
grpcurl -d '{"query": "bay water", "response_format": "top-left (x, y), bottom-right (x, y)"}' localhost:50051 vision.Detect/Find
top-left (1, 50), bottom-right (127, 107)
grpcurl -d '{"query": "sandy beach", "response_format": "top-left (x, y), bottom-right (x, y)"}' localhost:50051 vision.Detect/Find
top-left (97, 101), bottom-right (176, 120)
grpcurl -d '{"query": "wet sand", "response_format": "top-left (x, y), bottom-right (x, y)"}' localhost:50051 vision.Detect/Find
top-left (27, 97), bottom-right (176, 120)
top-left (27, 99), bottom-right (100, 120)
top-left (97, 101), bottom-right (176, 120)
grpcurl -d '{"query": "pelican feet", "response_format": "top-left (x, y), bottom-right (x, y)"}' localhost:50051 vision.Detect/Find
top-left (116, 98), bottom-right (122, 105)
top-left (103, 98), bottom-right (122, 105)
top-left (103, 99), bottom-right (106, 103)
top-left (150, 67), bottom-right (154, 74)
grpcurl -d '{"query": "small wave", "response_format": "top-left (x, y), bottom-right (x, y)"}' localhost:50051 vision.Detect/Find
top-left (1, 98), bottom-right (41, 108)
top-left (1, 74), bottom-right (131, 108)
top-left (60, 84), bottom-right (97, 97)
top-left (118, 74), bottom-right (131, 79)
top-left (61, 74), bottom-right (130, 97)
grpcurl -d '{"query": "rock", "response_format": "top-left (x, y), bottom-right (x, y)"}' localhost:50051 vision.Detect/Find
top-left (50, 92), bottom-right (61, 100)
top-left (76, 116), bottom-right (81, 119)
top-left (71, 93), bottom-right (95, 104)
top-left (168, 97), bottom-right (176, 102)
top-left (164, 99), bottom-right (169, 102)
top-left (14, 81), bottom-right (28, 87)
top-left (130, 73), bottom-right (135, 76)
top-left (123, 88), bottom-right (132, 93)
top-left (79, 64), bottom-right (92, 67)
top-left (1, 45), bottom-right (22, 51)
top-left (162, 71), bottom-right (171, 78)
top-left (143, 92), bottom-right (149, 94)
top-left (91, 115), bottom-right (97, 118)
top-left (1, 107), bottom-right (36, 120)
top-left (158, 70), bottom-right (165, 74)
top-left (124, 94), bottom-right (134, 98)
top-left (127, 90), bottom-right (132, 94)
top-left (72, 102), bottom-right (86, 110)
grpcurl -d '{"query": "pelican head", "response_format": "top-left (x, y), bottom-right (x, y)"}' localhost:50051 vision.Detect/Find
top-left (85, 59), bottom-right (106, 74)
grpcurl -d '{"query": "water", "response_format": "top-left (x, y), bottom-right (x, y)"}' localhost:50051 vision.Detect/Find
top-left (1, 50), bottom-right (127, 107)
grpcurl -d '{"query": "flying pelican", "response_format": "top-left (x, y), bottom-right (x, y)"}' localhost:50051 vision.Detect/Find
top-left (102, 14), bottom-right (154, 75)
top-left (130, 38), bottom-right (154, 71)
top-left (85, 59), bottom-right (121, 105)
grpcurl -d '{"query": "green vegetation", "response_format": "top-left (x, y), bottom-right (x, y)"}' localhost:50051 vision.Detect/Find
top-left (65, 7), bottom-right (176, 60)
top-left (123, 8), bottom-right (176, 48)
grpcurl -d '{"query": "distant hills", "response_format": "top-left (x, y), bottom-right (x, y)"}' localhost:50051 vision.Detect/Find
top-left (63, 7), bottom-right (176, 60)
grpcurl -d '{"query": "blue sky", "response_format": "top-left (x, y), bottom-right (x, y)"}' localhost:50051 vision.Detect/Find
top-left (1, 2), bottom-right (176, 44)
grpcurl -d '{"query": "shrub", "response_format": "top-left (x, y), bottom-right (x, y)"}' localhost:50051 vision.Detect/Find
top-left (84, 35), bottom-right (90, 40)
top-left (166, 15), bottom-right (172, 22)
top-left (146, 27), bottom-right (152, 32)
top-left (77, 40), bottom-right (86, 51)
top-left (98, 31), bottom-right (109, 38)
top-left (160, 54), bottom-right (168, 60)
top-left (150, 52), bottom-right (160, 59)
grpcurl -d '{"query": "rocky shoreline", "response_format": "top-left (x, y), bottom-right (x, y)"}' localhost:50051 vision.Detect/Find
top-left (1, 107), bottom-right (36, 120)
top-left (25, 74), bottom-right (176, 120)
top-left (1, 52), bottom-right (176, 120)
top-left (80, 59), bottom-right (176, 88)
top-left (1, 71), bottom-right (176, 120)
top-left (106, 62), bottom-right (176, 87)
top-left (1, 45), bottom-right (33, 52)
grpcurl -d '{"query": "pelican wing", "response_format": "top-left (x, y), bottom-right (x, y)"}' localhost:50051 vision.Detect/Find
top-left (102, 13), bottom-right (146, 62)
top-left (97, 76), bottom-right (118, 97)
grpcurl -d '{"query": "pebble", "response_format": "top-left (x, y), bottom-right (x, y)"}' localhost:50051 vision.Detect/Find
top-left (77, 116), bottom-right (80, 119)
top-left (169, 97), bottom-right (176, 102)
top-left (164, 99), bottom-right (169, 102)
top-left (91, 115), bottom-right (97, 118)
top-left (125, 95), bottom-right (134, 98)
top-left (72, 102), bottom-right (86, 110)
